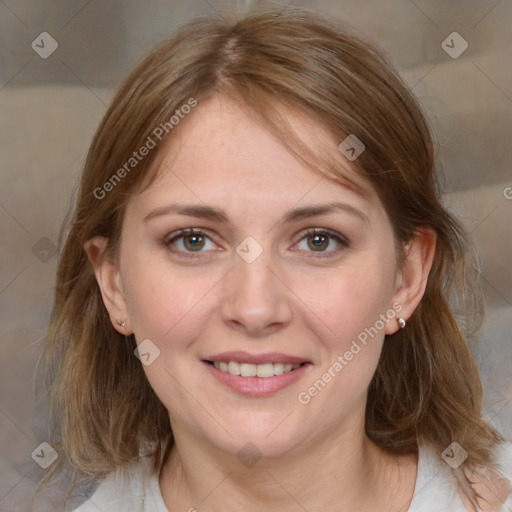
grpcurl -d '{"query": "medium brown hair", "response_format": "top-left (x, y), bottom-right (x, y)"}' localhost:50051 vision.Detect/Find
top-left (40, 4), bottom-right (502, 503)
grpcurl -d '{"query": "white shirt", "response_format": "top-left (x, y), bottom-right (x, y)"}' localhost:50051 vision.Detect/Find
top-left (73, 442), bottom-right (512, 512)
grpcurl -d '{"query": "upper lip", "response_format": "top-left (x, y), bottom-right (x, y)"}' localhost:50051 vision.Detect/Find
top-left (204, 351), bottom-right (310, 365)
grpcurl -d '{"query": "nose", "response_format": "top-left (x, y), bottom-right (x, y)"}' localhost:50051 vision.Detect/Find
top-left (220, 247), bottom-right (293, 337)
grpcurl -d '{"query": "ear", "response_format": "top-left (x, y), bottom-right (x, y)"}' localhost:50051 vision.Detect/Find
top-left (386, 229), bottom-right (436, 335)
top-left (84, 237), bottom-right (132, 335)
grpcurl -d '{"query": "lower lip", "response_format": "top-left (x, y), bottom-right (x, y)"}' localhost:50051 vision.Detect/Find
top-left (202, 361), bottom-right (311, 397)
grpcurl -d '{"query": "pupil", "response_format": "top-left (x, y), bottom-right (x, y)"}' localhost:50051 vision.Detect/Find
top-left (185, 234), bottom-right (204, 251)
top-left (309, 234), bottom-right (328, 251)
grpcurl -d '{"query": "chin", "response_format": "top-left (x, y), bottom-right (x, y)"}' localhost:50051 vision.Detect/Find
top-left (201, 415), bottom-right (310, 463)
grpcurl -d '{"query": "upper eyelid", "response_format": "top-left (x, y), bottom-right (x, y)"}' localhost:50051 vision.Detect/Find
top-left (164, 228), bottom-right (219, 255)
top-left (295, 227), bottom-right (349, 243)
top-left (164, 227), bottom-right (214, 242)
top-left (165, 227), bottom-right (349, 251)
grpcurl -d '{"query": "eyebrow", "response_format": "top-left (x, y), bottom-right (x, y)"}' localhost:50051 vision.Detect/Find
top-left (144, 204), bottom-right (230, 223)
top-left (282, 202), bottom-right (369, 224)
top-left (143, 201), bottom-right (369, 225)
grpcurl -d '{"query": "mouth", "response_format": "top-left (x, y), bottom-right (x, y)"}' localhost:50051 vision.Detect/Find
top-left (205, 360), bottom-right (307, 378)
top-left (201, 352), bottom-right (312, 396)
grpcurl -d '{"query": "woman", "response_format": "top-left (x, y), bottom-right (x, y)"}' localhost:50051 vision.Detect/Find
top-left (39, 6), bottom-right (512, 511)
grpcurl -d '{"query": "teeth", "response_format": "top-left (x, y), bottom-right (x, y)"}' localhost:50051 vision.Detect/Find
top-left (256, 363), bottom-right (274, 378)
top-left (274, 363), bottom-right (284, 375)
top-left (228, 361), bottom-right (241, 375)
top-left (212, 361), bottom-right (301, 378)
top-left (240, 363), bottom-right (257, 377)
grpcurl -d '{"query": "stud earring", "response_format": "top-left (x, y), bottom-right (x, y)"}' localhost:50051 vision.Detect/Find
top-left (398, 318), bottom-right (406, 329)
top-left (116, 319), bottom-right (126, 328)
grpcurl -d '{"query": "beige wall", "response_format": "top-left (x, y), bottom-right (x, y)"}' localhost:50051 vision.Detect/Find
top-left (1, 1), bottom-right (511, 510)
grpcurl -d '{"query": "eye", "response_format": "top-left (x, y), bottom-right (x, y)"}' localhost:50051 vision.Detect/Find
top-left (164, 228), bottom-right (218, 254)
top-left (294, 228), bottom-right (350, 255)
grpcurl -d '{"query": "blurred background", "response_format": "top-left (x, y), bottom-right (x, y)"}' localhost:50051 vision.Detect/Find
top-left (1, 0), bottom-right (511, 510)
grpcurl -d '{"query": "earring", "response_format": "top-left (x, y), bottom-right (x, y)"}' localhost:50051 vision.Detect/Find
top-left (398, 318), bottom-right (406, 329)
top-left (116, 319), bottom-right (126, 328)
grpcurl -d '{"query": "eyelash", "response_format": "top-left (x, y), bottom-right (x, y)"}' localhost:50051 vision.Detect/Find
top-left (293, 228), bottom-right (350, 257)
top-left (164, 227), bottom-right (350, 259)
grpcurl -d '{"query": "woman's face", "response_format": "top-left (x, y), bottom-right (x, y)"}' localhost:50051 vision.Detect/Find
top-left (105, 96), bottom-right (407, 458)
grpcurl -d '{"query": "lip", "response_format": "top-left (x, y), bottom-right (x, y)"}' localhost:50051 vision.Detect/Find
top-left (204, 351), bottom-right (310, 365)
top-left (202, 355), bottom-right (312, 397)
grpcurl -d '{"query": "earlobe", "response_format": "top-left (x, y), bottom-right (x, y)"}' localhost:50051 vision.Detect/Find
top-left (84, 237), bottom-right (132, 334)
top-left (386, 229), bottom-right (437, 335)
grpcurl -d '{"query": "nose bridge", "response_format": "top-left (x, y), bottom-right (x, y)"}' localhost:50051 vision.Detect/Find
top-left (221, 239), bottom-right (292, 334)
top-left (235, 245), bottom-right (274, 293)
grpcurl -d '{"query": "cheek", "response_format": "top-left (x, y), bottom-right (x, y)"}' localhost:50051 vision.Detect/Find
top-left (291, 252), bottom-right (398, 411)
top-left (119, 253), bottom-right (224, 416)
top-left (294, 260), bottom-right (396, 346)
top-left (120, 249), bottom-right (222, 349)
top-left (293, 271), bottom-right (394, 419)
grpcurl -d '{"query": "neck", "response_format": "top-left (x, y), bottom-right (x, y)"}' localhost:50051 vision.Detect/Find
top-left (159, 418), bottom-right (417, 511)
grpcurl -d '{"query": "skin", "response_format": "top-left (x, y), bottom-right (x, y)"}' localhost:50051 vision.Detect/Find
top-left (86, 95), bottom-right (436, 511)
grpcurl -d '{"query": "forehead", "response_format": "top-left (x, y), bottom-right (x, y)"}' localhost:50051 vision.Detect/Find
top-left (131, 95), bottom-right (377, 216)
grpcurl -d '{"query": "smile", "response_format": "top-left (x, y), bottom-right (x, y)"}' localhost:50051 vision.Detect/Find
top-left (203, 354), bottom-right (311, 396)
top-left (209, 361), bottom-right (303, 378)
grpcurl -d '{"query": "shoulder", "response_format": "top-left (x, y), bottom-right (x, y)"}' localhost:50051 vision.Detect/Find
top-left (462, 441), bottom-right (512, 512)
top-left (408, 441), bottom-right (469, 512)
top-left (72, 456), bottom-right (169, 512)
top-left (491, 440), bottom-right (512, 478)
top-left (408, 441), bottom-right (512, 512)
